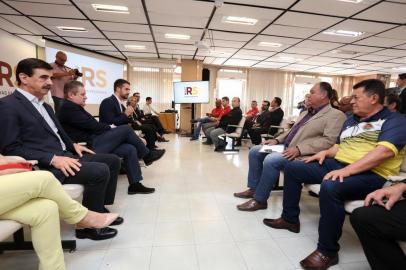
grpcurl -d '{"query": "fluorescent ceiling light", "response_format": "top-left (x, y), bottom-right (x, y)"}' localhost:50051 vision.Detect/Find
top-left (323, 29), bottom-right (364, 37)
top-left (258, 42), bottom-right (282, 48)
top-left (164, 33), bottom-right (190, 40)
top-left (331, 49), bottom-right (359, 55)
top-left (337, 0), bottom-right (363, 3)
top-left (92, 4), bottom-right (129, 14)
top-left (222, 16), bottom-right (258, 25)
top-left (124, 44), bottom-right (146, 50)
top-left (57, 26), bottom-right (87, 32)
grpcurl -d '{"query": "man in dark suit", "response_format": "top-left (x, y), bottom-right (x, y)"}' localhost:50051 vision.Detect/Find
top-left (59, 81), bottom-right (163, 195)
top-left (395, 73), bottom-right (406, 114)
top-left (0, 58), bottom-right (120, 241)
top-left (206, 97), bottom-right (243, 151)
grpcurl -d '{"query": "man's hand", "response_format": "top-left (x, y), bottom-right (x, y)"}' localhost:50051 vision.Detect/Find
top-left (124, 106), bottom-right (135, 117)
top-left (51, 156), bottom-right (82, 177)
top-left (304, 150), bottom-right (328, 164)
top-left (282, 147), bottom-right (300, 160)
top-left (323, 168), bottom-right (351, 182)
top-left (263, 139), bottom-right (278, 145)
top-left (73, 143), bottom-right (95, 157)
top-left (364, 184), bottom-right (406, 210)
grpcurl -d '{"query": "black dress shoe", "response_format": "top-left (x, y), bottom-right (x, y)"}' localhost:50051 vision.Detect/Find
top-left (110, 216), bottom-right (124, 226)
top-left (144, 149), bottom-right (165, 165)
top-left (128, 182), bottom-right (155, 194)
top-left (202, 140), bottom-right (213, 145)
top-left (75, 227), bottom-right (117, 240)
top-left (214, 145), bottom-right (226, 152)
top-left (157, 136), bottom-right (169, 142)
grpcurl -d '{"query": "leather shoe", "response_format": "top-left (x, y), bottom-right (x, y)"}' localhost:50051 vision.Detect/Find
top-left (234, 188), bottom-right (255, 199)
top-left (237, 199), bottom-right (267, 211)
top-left (128, 182), bottom-right (155, 194)
top-left (214, 145), bottom-right (226, 152)
top-left (300, 250), bottom-right (338, 270)
top-left (263, 217), bottom-right (300, 233)
top-left (190, 137), bottom-right (198, 141)
top-left (202, 140), bottom-right (213, 145)
top-left (75, 227), bottom-right (117, 241)
top-left (144, 149), bottom-right (165, 165)
top-left (110, 216), bottom-right (124, 226)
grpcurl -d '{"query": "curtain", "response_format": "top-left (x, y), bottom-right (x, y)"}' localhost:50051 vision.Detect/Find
top-left (332, 76), bottom-right (355, 98)
top-left (129, 67), bottom-right (174, 113)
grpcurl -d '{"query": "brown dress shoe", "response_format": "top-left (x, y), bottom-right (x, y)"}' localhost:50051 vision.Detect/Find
top-left (233, 188), bottom-right (255, 199)
top-left (300, 250), bottom-right (338, 270)
top-left (262, 217), bottom-right (300, 233)
top-left (237, 199), bottom-right (267, 211)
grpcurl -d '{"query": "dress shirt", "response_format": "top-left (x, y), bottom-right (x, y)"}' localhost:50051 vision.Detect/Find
top-left (16, 89), bottom-right (66, 151)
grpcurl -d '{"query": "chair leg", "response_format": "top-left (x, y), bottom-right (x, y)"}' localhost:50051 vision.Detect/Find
top-left (0, 228), bottom-right (77, 253)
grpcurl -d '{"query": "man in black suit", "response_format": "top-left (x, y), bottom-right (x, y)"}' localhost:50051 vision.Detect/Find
top-left (59, 81), bottom-right (163, 195)
top-left (206, 97), bottom-right (243, 151)
top-left (0, 58), bottom-right (120, 241)
top-left (396, 73), bottom-right (406, 114)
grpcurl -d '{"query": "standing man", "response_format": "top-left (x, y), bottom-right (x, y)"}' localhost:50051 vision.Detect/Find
top-left (50, 51), bottom-right (76, 113)
top-left (396, 73), bottom-right (406, 114)
top-left (0, 58), bottom-right (122, 241)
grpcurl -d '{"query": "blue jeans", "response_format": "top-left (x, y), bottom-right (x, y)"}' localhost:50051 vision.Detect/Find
top-left (92, 125), bottom-right (149, 184)
top-left (282, 159), bottom-right (385, 256)
top-left (247, 145), bottom-right (289, 202)
top-left (192, 117), bottom-right (213, 139)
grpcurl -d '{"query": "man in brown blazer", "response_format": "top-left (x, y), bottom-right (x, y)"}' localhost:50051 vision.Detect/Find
top-left (234, 82), bottom-right (346, 211)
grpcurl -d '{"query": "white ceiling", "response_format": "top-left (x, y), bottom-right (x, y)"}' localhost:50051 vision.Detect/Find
top-left (0, 0), bottom-right (405, 76)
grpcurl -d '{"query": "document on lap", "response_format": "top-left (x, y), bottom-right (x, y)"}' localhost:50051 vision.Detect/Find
top-left (259, 144), bottom-right (285, 153)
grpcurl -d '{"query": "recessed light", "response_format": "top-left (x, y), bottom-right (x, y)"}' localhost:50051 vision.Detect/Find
top-left (57, 26), bottom-right (87, 32)
top-left (337, 0), bottom-right (363, 3)
top-left (222, 16), bottom-right (258, 25)
top-left (258, 42), bottom-right (282, 48)
top-left (323, 29), bottom-right (364, 37)
top-left (124, 45), bottom-right (146, 50)
top-left (92, 4), bottom-right (129, 14)
top-left (164, 33), bottom-right (190, 40)
top-left (331, 49), bottom-right (359, 55)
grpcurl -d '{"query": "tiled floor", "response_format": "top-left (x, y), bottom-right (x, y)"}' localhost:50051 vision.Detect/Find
top-left (0, 134), bottom-right (370, 270)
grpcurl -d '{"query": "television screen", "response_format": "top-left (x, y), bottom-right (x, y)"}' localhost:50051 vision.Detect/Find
top-left (173, 81), bottom-right (210, 104)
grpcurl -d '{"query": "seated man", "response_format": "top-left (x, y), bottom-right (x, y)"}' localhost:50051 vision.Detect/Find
top-left (0, 58), bottom-right (121, 240)
top-left (234, 82), bottom-right (346, 211)
top-left (130, 93), bottom-right (168, 142)
top-left (190, 98), bottom-right (223, 141)
top-left (384, 93), bottom-right (400, 113)
top-left (245, 100), bottom-right (259, 121)
top-left (205, 97), bottom-right (242, 151)
top-left (264, 79), bottom-right (406, 270)
top-left (338, 95), bottom-right (353, 116)
top-left (248, 98), bottom-right (285, 145)
top-left (202, 96), bottom-right (231, 144)
top-left (59, 81), bottom-right (161, 195)
top-left (350, 180), bottom-right (406, 270)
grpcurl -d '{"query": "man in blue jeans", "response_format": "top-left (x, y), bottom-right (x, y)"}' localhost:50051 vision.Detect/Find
top-left (234, 82), bottom-right (346, 211)
top-left (59, 81), bottom-right (165, 195)
top-left (264, 79), bottom-right (406, 270)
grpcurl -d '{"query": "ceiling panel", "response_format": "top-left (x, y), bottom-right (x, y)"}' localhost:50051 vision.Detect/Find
top-left (210, 4), bottom-right (282, 33)
top-left (253, 62), bottom-right (289, 69)
top-left (291, 0), bottom-right (381, 17)
top-left (284, 46), bottom-right (327, 55)
top-left (153, 26), bottom-right (202, 43)
top-left (105, 32), bottom-right (153, 41)
top-left (297, 40), bottom-right (344, 50)
top-left (64, 37), bottom-right (111, 45)
top-left (148, 0), bottom-right (212, 28)
top-left (305, 56), bottom-right (339, 64)
top-left (16, 34), bottom-right (46, 46)
top-left (282, 63), bottom-right (318, 70)
top-left (274, 12), bottom-right (342, 29)
top-left (124, 52), bottom-right (157, 58)
top-left (266, 53), bottom-right (311, 63)
top-left (355, 54), bottom-right (397, 61)
top-left (210, 31), bottom-right (254, 42)
top-left (196, 47), bottom-right (238, 58)
top-left (373, 49), bottom-right (406, 57)
top-left (354, 2), bottom-right (406, 24)
top-left (239, 49), bottom-right (275, 57)
top-left (203, 57), bottom-right (216, 64)
top-left (306, 66), bottom-right (343, 73)
top-left (33, 17), bottom-right (103, 38)
top-left (224, 58), bottom-right (258, 66)
top-left (211, 58), bottom-right (228, 65)
top-left (0, 16), bottom-right (31, 34)
top-left (211, 39), bottom-right (246, 48)
top-left (244, 35), bottom-right (301, 51)
top-left (75, 0), bottom-right (147, 24)
top-left (262, 24), bottom-right (320, 39)
top-left (376, 26), bottom-right (406, 40)
top-left (95, 22), bottom-right (150, 33)
top-left (112, 40), bottom-right (156, 53)
top-left (4, 1), bottom-right (85, 18)
top-left (0, 2), bottom-right (19, 14)
top-left (1, 15), bottom-right (54, 35)
top-left (354, 36), bottom-right (406, 47)
top-left (231, 53), bottom-right (266, 61)
top-left (224, 0), bottom-right (298, 9)
top-left (79, 45), bottom-right (116, 51)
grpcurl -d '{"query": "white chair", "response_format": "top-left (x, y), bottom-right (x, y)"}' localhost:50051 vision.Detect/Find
top-left (261, 118), bottom-right (290, 140)
top-left (220, 117), bottom-right (246, 152)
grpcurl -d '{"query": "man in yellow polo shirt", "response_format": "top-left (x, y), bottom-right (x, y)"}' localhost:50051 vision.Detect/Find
top-left (263, 79), bottom-right (406, 270)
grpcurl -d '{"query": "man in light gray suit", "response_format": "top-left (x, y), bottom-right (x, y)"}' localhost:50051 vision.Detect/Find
top-left (234, 82), bottom-right (346, 211)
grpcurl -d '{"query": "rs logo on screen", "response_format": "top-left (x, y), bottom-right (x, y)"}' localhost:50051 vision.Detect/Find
top-left (184, 86), bottom-right (199, 96)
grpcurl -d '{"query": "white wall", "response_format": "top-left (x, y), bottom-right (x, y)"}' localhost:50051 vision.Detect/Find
top-left (0, 29), bottom-right (37, 98)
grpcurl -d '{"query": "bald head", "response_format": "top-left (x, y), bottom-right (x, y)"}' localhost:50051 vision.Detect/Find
top-left (55, 51), bottom-right (67, 66)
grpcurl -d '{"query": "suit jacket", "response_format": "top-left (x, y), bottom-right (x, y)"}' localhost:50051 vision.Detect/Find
top-left (219, 107), bottom-right (243, 132)
top-left (58, 99), bottom-right (111, 144)
top-left (99, 95), bottom-right (129, 126)
top-left (399, 89), bottom-right (406, 114)
top-left (0, 90), bottom-right (75, 169)
top-left (256, 108), bottom-right (284, 134)
top-left (276, 104), bottom-right (346, 156)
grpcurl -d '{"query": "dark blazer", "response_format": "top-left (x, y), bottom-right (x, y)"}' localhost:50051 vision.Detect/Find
top-left (267, 107), bottom-right (284, 135)
top-left (399, 90), bottom-right (406, 114)
top-left (58, 100), bottom-right (111, 144)
top-left (0, 90), bottom-right (75, 167)
top-left (99, 95), bottom-right (129, 126)
top-left (219, 107), bottom-right (243, 132)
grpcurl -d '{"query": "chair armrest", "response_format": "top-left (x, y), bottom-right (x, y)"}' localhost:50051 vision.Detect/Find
top-left (227, 125), bottom-right (244, 128)
top-left (77, 142), bottom-right (87, 146)
top-left (388, 175), bottom-right (406, 182)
